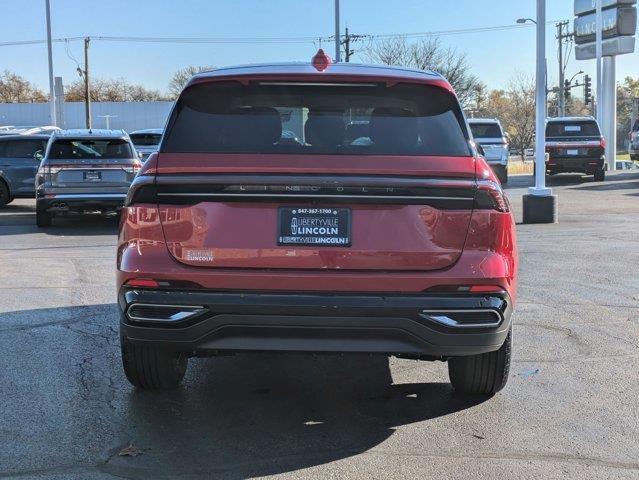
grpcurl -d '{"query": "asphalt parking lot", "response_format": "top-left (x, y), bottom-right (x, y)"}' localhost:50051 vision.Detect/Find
top-left (1, 172), bottom-right (638, 480)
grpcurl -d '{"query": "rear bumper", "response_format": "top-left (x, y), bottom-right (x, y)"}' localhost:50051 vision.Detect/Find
top-left (37, 193), bottom-right (126, 212)
top-left (547, 156), bottom-right (604, 174)
top-left (118, 289), bottom-right (513, 357)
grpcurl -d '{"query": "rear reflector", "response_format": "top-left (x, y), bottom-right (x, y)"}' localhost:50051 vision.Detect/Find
top-left (425, 285), bottom-right (504, 293)
top-left (469, 285), bottom-right (504, 293)
top-left (125, 278), bottom-right (159, 288)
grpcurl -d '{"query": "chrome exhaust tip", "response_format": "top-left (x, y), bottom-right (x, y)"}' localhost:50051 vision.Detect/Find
top-left (126, 303), bottom-right (205, 322)
top-left (419, 309), bottom-right (502, 329)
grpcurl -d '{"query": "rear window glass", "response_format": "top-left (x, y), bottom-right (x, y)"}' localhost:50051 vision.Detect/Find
top-left (130, 133), bottom-right (162, 146)
top-left (162, 82), bottom-right (470, 156)
top-left (469, 123), bottom-right (503, 138)
top-left (48, 139), bottom-right (132, 159)
top-left (546, 121), bottom-right (600, 137)
top-left (0, 139), bottom-right (47, 158)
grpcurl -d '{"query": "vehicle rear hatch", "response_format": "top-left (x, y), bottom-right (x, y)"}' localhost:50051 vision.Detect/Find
top-left (545, 120), bottom-right (603, 159)
top-left (155, 78), bottom-right (477, 272)
top-left (46, 138), bottom-right (139, 191)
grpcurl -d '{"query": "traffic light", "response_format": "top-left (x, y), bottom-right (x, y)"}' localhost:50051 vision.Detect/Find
top-left (564, 79), bottom-right (571, 101)
top-left (583, 74), bottom-right (592, 105)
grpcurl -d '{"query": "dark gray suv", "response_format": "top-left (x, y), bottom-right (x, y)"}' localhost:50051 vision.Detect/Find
top-left (35, 129), bottom-right (141, 227)
top-left (0, 134), bottom-right (49, 206)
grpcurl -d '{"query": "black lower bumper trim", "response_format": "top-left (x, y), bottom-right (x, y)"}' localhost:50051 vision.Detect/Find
top-left (118, 289), bottom-right (513, 357)
top-left (38, 196), bottom-right (125, 212)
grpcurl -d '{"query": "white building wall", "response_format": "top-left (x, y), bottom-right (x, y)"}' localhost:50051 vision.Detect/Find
top-left (0, 101), bottom-right (174, 133)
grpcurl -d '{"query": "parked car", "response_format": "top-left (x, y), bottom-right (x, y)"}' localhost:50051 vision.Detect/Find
top-left (129, 128), bottom-right (163, 161)
top-left (118, 56), bottom-right (518, 395)
top-left (629, 119), bottom-right (639, 161)
top-left (544, 116), bottom-right (606, 181)
top-left (34, 129), bottom-right (141, 226)
top-left (468, 118), bottom-right (509, 184)
top-left (0, 125), bottom-right (60, 136)
top-left (0, 134), bottom-right (49, 206)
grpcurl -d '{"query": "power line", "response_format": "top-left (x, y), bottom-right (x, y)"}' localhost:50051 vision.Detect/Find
top-left (0, 19), bottom-right (565, 48)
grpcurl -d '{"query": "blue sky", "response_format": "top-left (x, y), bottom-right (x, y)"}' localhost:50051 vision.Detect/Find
top-left (1, 0), bottom-right (637, 95)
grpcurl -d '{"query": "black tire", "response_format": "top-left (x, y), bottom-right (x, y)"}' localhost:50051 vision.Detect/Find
top-left (594, 168), bottom-right (605, 182)
top-left (0, 181), bottom-right (10, 206)
top-left (494, 166), bottom-right (508, 185)
top-left (121, 337), bottom-right (188, 389)
top-left (448, 328), bottom-right (512, 395)
top-left (36, 203), bottom-right (53, 227)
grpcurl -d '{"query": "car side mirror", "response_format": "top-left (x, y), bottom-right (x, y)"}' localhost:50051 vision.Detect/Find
top-left (476, 144), bottom-right (485, 157)
top-left (34, 150), bottom-right (44, 161)
top-left (138, 151), bottom-right (144, 160)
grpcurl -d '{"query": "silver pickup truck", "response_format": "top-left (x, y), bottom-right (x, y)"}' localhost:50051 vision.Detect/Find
top-left (34, 129), bottom-right (141, 227)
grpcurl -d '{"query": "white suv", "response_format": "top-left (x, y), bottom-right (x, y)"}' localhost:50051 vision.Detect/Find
top-left (468, 118), bottom-right (509, 184)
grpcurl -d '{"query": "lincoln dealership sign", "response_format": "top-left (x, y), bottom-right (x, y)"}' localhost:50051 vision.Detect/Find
top-left (574, 0), bottom-right (637, 59)
top-left (574, 0), bottom-right (636, 15)
top-left (574, 6), bottom-right (637, 43)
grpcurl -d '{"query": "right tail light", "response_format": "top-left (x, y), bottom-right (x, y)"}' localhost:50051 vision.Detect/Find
top-left (475, 180), bottom-right (510, 213)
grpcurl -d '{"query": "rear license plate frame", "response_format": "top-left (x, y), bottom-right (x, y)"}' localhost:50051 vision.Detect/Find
top-left (83, 171), bottom-right (102, 182)
top-left (278, 207), bottom-right (351, 247)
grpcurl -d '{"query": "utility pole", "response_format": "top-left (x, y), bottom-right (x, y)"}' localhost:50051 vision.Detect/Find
top-left (334, 0), bottom-right (341, 62)
top-left (556, 20), bottom-right (571, 117)
top-left (83, 37), bottom-right (91, 129)
top-left (45, 0), bottom-right (56, 126)
top-left (342, 27), bottom-right (367, 62)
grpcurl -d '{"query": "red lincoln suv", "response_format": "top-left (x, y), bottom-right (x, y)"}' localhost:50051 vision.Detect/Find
top-left (117, 55), bottom-right (518, 394)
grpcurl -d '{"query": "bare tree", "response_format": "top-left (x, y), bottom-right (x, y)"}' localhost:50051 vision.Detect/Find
top-left (367, 37), bottom-right (480, 107)
top-left (0, 71), bottom-right (47, 103)
top-left (502, 74), bottom-right (536, 156)
top-left (168, 66), bottom-right (213, 98)
top-left (64, 78), bottom-right (165, 102)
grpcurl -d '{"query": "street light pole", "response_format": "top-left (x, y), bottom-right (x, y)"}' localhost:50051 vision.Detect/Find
top-left (595, 0), bottom-right (603, 125)
top-left (522, 0), bottom-right (557, 224)
top-left (334, 0), bottom-right (341, 62)
top-left (45, 0), bottom-right (56, 126)
top-left (533, 0), bottom-right (548, 193)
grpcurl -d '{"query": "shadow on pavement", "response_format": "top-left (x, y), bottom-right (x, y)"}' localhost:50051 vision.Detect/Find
top-left (0, 211), bottom-right (119, 236)
top-left (112, 354), bottom-right (485, 478)
top-left (0, 304), bottom-right (489, 478)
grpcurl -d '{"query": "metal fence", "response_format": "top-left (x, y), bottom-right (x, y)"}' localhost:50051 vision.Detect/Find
top-left (0, 101), bottom-right (174, 133)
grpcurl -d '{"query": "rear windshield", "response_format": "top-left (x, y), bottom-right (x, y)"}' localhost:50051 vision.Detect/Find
top-left (546, 121), bottom-right (600, 137)
top-left (48, 139), bottom-right (133, 159)
top-left (130, 133), bottom-right (162, 146)
top-left (162, 82), bottom-right (470, 156)
top-left (469, 122), bottom-right (503, 139)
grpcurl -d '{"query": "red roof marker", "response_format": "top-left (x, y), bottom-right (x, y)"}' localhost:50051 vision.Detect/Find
top-left (311, 49), bottom-right (332, 72)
